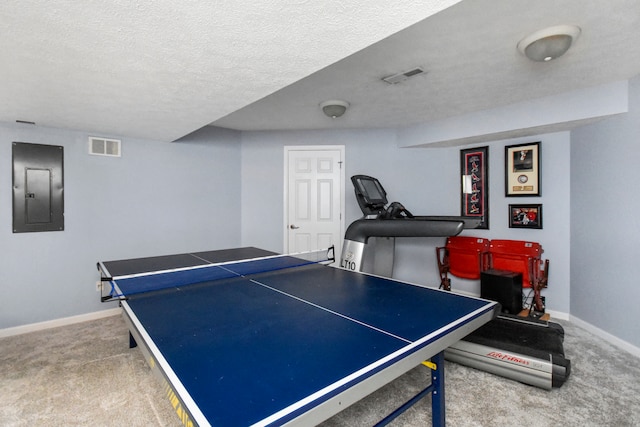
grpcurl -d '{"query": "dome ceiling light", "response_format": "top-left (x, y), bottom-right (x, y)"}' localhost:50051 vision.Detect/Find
top-left (320, 100), bottom-right (350, 118)
top-left (517, 25), bottom-right (581, 62)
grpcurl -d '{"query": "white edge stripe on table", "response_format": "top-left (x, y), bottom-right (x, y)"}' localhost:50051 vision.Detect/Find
top-left (251, 304), bottom-right (494, 427)
top-left (119, 292), bottom-right (212, 427)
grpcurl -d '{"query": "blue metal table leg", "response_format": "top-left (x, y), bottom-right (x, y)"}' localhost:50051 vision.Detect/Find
top-left (374, 351), bottom-right (446, 427)
top-left (431, 351), bottom-right (446, 427)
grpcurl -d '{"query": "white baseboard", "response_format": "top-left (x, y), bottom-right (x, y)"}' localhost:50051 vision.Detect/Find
top-left (0, 308), bottom-right (121, 338)
top-left (569, 315), bottom-right (640, 358)
top-left (545, 309), bottom-right (570, 321)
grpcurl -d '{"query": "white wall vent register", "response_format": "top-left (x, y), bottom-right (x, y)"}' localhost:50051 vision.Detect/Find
top-left (89, 137), bottom-right (121, 157)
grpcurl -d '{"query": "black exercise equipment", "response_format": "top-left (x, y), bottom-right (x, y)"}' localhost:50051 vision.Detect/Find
top-left (340, 174), bottom-right (570, 389)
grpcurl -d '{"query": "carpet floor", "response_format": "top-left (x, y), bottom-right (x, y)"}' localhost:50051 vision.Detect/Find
top-left (1, 314), bottom-right (638, 426)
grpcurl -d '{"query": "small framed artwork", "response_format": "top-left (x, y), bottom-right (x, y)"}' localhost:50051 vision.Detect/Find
top-left (505, 141), bottom-right (540, 196)
top-left (460, 146), bottom-right (489, 229)
top-left (509, 204), bottom-right (542, 229)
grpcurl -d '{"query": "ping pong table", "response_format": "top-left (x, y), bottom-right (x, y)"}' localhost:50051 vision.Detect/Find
top-left (98, 247), bottom-right (497, 427)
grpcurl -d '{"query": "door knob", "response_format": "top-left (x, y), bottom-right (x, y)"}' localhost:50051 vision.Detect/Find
top-left (289, 224), bottom-right (300, 229)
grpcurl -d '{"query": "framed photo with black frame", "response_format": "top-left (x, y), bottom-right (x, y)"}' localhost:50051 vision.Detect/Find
top-left (460, 146), bottom-right (489, 229)
top-left (505, 141), bottom-right (540, 197)
top-left (509, 204), bottom-right (542, 229)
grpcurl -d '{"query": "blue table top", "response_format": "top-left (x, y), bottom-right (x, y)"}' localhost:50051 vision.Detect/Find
top-left (103, 248), bottom-right (496, 426)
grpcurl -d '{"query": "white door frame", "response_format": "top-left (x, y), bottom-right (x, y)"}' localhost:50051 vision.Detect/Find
top-left (283, 145), bottom-right (345, 257)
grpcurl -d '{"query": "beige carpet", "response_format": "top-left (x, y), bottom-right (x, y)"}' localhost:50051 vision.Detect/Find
top-left (1, 314), bottom-right (638, 426)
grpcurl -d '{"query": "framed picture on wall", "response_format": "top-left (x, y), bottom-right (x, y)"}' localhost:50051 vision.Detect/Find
top-left (460, 146), bottom-right (489, 229)
top-left (509, 204), bottom-right (542, 229)
top-left (505, 141), bottom-right (540, 196)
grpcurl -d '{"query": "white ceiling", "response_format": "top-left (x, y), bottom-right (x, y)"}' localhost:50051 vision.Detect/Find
top-left (2, 0), bottom-right (640, 142)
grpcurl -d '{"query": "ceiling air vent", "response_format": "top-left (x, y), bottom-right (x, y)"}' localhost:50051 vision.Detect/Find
top-left (89, 137), bottom-right (121, 157)
top-left (382, 67), bottom-right (426, 84)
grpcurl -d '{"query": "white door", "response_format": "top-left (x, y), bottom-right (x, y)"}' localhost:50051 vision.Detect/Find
top-left (285, 146), bottom-right (345, 259)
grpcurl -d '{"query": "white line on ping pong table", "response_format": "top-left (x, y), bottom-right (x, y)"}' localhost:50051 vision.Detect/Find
top-left (243, 276), bottom-right (413, 345)
top-left (108, 256), bottom-right (275, 281)
top-left (109, 248), bottom-right (331, 281)
top-left (209, 260), bottom-right (413, 344)
top-left (187, 252), bottom-right (224, 264)
top-left (252, 303), bottom-right (495, 427)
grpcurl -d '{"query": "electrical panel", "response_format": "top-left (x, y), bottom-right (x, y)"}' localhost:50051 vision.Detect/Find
top-left (12, 142), bottom-right (64, 233)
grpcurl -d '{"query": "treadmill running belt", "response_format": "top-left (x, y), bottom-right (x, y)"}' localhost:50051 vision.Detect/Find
top-left (465, 316), bottom-right (565, 361)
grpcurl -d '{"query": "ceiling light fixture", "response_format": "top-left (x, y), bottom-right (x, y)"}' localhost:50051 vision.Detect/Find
top-left (517, 25), bottom-right (581, 62)
top-left (320, 100), bottom-right (349, 118)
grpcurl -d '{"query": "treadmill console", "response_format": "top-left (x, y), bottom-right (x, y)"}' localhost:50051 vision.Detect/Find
top-left (351, 175), bottom-right (388, 217)
top-left (351, 175), bottom-right (414, 219)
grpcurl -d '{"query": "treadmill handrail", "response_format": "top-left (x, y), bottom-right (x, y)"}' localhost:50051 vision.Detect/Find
top-left (344, 218), bottom-right (465, 244)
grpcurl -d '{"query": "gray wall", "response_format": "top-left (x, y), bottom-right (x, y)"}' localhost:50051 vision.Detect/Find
top-left (0, 124), bottom-right (242, 329)
top-left (240, 128), bottom-right (572, 315)
top-left (570, 75), bottom-right (640, 349)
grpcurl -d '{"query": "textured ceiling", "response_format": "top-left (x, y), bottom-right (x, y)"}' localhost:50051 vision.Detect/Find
top-left (2, 1), bottom-right (639, 142)
top-left (0, 0), bottom-right (460, 141)
top-left (214, 0), bottom-right (640, 133)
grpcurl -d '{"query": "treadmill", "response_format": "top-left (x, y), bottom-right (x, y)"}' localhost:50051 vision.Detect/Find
top-left (340, 175), bottom-right (570, 389)
top-left (340, 175), bottom-right (481, 276)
